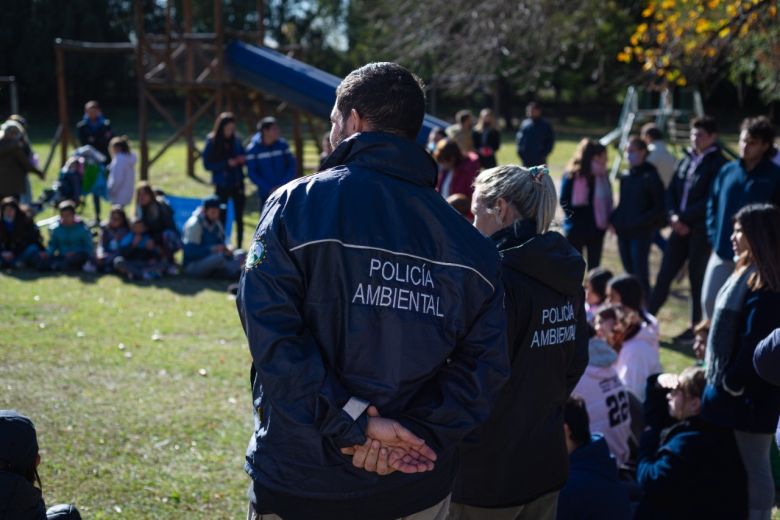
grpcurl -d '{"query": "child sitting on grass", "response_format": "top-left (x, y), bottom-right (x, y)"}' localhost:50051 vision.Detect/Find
top-left (96, 205), bottom-right (130, 273)
top-left (114, 218), bottom-right (166, 281)
top-left (41, 200), bottom-right (94, 272)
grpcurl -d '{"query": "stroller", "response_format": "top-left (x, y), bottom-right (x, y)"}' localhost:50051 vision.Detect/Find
top-left (33, 145), bottom-right (107, 222)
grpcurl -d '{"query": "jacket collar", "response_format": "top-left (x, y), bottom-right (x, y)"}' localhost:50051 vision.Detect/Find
top-left (490, 219), bottom-right (537, 251)
top-left (321, 132), bottom-right (438, 187)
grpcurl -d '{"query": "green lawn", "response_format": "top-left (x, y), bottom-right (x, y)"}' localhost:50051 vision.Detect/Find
top-left (1, 132), bottom-right (725, 517)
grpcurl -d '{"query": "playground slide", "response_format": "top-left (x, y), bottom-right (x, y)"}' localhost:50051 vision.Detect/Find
top-left (224, 41), bottom-right (449, 146)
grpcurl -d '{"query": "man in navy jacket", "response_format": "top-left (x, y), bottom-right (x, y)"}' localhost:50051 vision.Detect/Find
top-left (238, 62), bottom-right (510, 520)
top-left (516, 102), bottom-right (554, 167)
top-left (245, 117), bottom-right (297, 207)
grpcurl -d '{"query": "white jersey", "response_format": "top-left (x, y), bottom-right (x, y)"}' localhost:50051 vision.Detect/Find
top-left (573, 365), bottom-right (632, 465)
top-left (614, 323), bottom-right (663, 402)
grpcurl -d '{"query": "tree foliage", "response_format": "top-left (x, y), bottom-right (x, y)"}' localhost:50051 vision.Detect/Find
top-left (618, 0), bottom-right (780, 101)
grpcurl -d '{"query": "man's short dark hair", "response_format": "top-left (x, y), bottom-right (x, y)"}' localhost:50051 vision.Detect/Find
top-left (456, 110), bottom-right (472, 125)
top-left (691, 116), bottom-right (718, 135)
top-left (741, 116), bottom-right (776, 145)
top-left (335, 62), bottom-right (425, 141)
top-left (641, 123), bottom-right (663, 141)
top-left (564, 396), bottom-right (591, 447)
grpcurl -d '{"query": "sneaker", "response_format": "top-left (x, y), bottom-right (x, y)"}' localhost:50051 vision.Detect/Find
top-left (82, 261), bottom-right (97, 273)
top-left (673, 328), bottom-right (695, 345)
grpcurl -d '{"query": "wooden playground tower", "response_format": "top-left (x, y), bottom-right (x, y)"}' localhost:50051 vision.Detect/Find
top-left (53, 0), bottom-right (309, 181)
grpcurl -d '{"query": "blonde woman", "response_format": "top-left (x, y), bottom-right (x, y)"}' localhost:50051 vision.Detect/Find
top-left (450, 165), bottom-right (589, 520)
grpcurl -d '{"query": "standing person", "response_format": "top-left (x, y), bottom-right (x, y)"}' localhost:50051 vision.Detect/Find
top-left (636, 367), bottom-right (747, 520)
top-left (610, 137), bottom-right (665, 299)
top-left (202, 112), bottom-right (246, 249)
top-left (238, 62), bottom-right (509, 520)
top-left (182, 195), bottom-right (242, 280)
top-left (515, 102), bottom-right (554, 167)
top-left (245, 116), bottom-right (297, 208)
top-left (702, 116), bottom-right (780, 319)
top-left (473, 109), bottom-right (500, 169)
top-left (106, 136), bottom-right (136, 208)
top-left (446, 110), bottom-right (475, 154)
top-left (559, 139), bottom-right (612, 268)
top-left (433, 139), bottom-right (480, 202)
top-left (0, 197), bottom-right (44, 269)
top-left (76, 100), bottom-right (112, 160)
top-left (641, 123), bottom-right (677, 188)
top-left (451, 165), bottom-right (589, 520)
top-left (649, 116), bottom-right (728, 343)
top-left (0, 121), bottom-right (43, 200)
top-left (701, 204), bottom-right (780, 520)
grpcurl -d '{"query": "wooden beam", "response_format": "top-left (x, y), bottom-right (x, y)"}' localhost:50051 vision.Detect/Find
top-left (183, 0), bottom-right (195, 178)
top-left (148, 96), bottom-right (215, 167)
top-left (292, 109), bottom-right (303, 177)
top-left (257, 0), bottom-right (265, 44)
top-left (134, 0), bottom-right (149, 180)
top-left (55, 46), bottom-right (69, 167)
top-left (54, 38), bottom-right (135, 53)
top-left (214, 0), bottom-right (224, 115)
top-left (144, 87), bottom-right (179, 129)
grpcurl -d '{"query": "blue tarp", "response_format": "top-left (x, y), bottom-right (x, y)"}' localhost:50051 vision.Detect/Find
top-left (224, 41), bottom-right (449, 146)
top-left (166, 195), bottom-right (234, 245)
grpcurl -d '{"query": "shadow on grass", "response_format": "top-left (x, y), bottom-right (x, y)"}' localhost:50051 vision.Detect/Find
top-left (2, 268), bottom-right (235, 296)
top-left (659, 339), bottom-right (697, 361)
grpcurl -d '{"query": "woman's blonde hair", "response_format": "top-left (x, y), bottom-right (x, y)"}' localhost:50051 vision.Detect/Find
top-left (473, 164), bottom-right (557, 233)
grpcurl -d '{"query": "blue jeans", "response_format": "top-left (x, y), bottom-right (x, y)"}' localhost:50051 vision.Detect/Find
top-left (617, 236), bottom-right (652, 302)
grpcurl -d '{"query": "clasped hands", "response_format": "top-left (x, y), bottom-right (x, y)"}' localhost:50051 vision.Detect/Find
top-left (340, 406), bottom-right (437, 476)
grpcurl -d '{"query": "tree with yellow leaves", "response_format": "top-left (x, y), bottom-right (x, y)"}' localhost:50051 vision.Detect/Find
top-left (619, 0), bottom-right (780, 101)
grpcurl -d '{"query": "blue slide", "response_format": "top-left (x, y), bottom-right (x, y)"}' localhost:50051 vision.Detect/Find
top-left (224, 41), bottom-right (448, 145)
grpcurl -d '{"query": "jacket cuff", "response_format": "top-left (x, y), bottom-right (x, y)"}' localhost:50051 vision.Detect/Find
top-left (342, 396), bottom-right (369, 421)
top-left (333, 410), bottom-right (368, 448)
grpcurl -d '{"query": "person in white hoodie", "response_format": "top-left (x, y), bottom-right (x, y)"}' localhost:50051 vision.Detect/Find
top-left (572, 330), bottom-right (632, 465)
top-left (597, 304), bottom-right (663, 403)
top-left (107, 135), bottom-right (136, 208)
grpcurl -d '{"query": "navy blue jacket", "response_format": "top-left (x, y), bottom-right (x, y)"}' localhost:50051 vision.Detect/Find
top-left (557, 435), bottom-right (631, 520)
top-left (76, 115), bottom-right (112, 159)
top-left (559, 173), bottom-right (601, 241)
top-left (236, 132), bottom-right (509, 519)
top-left (707, 158), bottom-right (780, 260)
top-left (202, 136), bottom-right (245, 189)
top-left (610, 162), bottom-right (665, 239)
top-left (636, 416), bottom-right (747, 519)
top-left (515, 117), bottom-right (554, 167)
top-left (666, 147), bottom-right (728, 230)
top-left (0, 471), bottom-right (46, 519)
top-left (245, 136), bottom-right (297, 201)
top-left (453, 221), bottom-right (589, 507)
top-left (702, 289), bottom-right (780, 434)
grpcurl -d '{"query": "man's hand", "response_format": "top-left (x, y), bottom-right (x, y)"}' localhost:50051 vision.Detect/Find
top-left (340, 406), bottom-right (437, 474)
top-left (670, 214), bottom-right (690, 236)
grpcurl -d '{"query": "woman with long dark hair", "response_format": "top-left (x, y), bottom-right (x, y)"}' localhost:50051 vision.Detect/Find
top-left (559, 138), bottom-right (612, 268)
top-left (450, 165), bottom-right (588, 520)
top-left (701, 203), bottom-right (780, 520)
top-left (203, 112), bottom-right (246, 248)
top-left (433, 139), bottom-right (481, 202)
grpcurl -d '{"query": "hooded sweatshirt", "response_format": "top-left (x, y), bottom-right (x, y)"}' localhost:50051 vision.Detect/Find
top-left (557, 435), bottom-right (632, 520)
top-left (573, 338), bottom-right (632, 465)
top-left (453, 220), bottom-right (589, 508)
top-left (614, 323), bottom-right (662, 402)
top-left (0, 471), bottom-right (46, 519)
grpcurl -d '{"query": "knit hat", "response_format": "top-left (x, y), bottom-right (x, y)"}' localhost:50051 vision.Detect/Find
top-left (0, 410), bottom-right (38, 473)
top-left (203, 195), bottom-right (225, 210)
top-left (753, 329), bottom-right (780, 386)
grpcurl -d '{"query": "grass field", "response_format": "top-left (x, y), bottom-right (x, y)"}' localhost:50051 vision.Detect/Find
top-left (0, 129), bottom-right (745, 518)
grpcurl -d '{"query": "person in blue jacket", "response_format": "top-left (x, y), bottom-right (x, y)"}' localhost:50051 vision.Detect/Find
top-left (182, 195), bottom-right (242, 280)
top-left (202, 112), bottom-right (246, 249)
top-left (637, 366), bottom-right (747, 519)
top-left (610, 136), bottom-right (665, 301)
top-left (515, 102), bottom-right (554, 167)
top-left (238, 62), bottom-right (509, 520)
top-left (702, 116), bottom-right (780, 319)
top-left (557, 396), bottom-right (631, 520)
top-left (450, 164), bottom-right (589, 520)
top-left (245, 116), bottom-right (297, 208)
top-left (702, 203), bottom-right (780, 520)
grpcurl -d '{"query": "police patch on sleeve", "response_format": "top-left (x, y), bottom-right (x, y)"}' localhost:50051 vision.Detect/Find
top-left (245, 236), bottom-right (267, 270)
